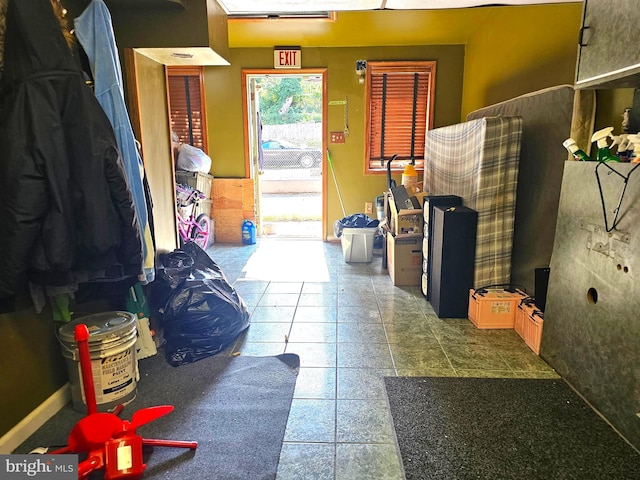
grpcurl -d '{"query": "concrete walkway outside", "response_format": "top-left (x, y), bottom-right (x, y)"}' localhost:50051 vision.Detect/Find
top-left (260, 193), bottom-right (322, 238)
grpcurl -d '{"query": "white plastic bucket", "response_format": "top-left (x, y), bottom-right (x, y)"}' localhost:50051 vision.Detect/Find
top-left (58, 311), bottom-right (138, 413)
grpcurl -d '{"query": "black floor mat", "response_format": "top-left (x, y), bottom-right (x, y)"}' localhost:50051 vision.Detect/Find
top-left (384, 377), bottom-right (640, 480)
top-left (16, 352), bottom-right (300, 480)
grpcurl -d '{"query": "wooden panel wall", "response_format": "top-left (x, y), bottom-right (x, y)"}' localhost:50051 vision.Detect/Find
top-left (125, 50), bottom-right (178, 254)
top-left (211, 179), bottom-right (255, 243)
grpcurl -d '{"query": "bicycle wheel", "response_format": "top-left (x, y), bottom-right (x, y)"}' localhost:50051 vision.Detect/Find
top-left (191, 213), bottom-right (211, 249)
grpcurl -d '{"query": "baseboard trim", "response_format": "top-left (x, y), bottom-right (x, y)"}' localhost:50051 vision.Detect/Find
top-left (0, 384), bottom-right (70, 454)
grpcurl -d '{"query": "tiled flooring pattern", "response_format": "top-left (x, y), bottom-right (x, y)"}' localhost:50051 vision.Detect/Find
top-left (207, 239), bottom-right (558, 480)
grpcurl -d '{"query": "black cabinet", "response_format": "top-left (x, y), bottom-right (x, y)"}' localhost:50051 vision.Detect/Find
top-left (430, 206), bottom-right (478, 318)
top-left (421, 195), bottom-right (462, 300)
top-left (576, 0), bottom-right (640, 89)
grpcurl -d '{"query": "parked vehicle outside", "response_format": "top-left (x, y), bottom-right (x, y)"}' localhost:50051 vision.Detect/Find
top-left (261, 139), bottom-right (322, 169)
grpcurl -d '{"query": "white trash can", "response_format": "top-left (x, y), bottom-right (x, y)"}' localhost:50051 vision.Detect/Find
top-left (341, 228), bottom-right (377, 263)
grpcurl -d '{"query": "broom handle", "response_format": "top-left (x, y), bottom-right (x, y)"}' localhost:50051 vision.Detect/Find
top-left (74, 324), bottom-right (98, 415)
top-left (327, 150), bottom-right (347, 218)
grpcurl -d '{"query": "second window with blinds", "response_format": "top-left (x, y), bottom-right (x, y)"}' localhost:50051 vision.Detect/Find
top-left (364, 61), bottom-right (436, 174)
top-left (167, 66), bottom-right (208, 153)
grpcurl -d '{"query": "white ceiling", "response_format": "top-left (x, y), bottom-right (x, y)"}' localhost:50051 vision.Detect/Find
top-left (218, 0), bottom-right (580, 14)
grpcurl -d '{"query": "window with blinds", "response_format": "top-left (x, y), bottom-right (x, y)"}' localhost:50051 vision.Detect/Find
top-left (364, 61), bottom-right (436, 174)
top-left (167, 67), bottom-right (208, 152)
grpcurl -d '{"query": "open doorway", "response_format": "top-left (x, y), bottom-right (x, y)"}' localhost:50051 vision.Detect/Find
top-left (243, 69), bottom-right (326, 239)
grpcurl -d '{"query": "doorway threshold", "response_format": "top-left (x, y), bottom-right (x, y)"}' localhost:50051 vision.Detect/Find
top-left (261, 221), bottom-right (322, 239)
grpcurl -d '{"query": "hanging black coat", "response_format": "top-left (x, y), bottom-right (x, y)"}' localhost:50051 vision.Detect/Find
top-left (0, 0), bottom-right (142, 312)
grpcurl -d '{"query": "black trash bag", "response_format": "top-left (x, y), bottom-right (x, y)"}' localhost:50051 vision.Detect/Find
top-left (333, 213), bottom-right (379, 238)
top-left (152, 242), bottom-right (250, 366)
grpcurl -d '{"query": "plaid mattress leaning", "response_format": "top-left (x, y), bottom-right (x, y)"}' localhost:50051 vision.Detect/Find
top-left (424, 116), bottom-right (523, 287)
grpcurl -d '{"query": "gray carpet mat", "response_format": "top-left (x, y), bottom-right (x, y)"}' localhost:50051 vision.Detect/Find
top-left (384, 377), bottom-right (640, 480)
top-left (16, 352), bottom-right (300, 480)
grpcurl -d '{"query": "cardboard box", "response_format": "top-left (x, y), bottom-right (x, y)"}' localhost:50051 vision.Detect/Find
top-left (387, 234), bottom-right (422, 286)
top-left (384, 190), bottom-right (427, 236)
top-left (211, 178), bottom-right (255, 243)
top-left (468, 288), bottom-right (527, 329)
top-left (389, 200), bottom-right (422, 236)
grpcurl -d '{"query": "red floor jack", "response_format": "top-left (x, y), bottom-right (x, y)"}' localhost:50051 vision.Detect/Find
top-left (50, 324), bottom-right (198, 479)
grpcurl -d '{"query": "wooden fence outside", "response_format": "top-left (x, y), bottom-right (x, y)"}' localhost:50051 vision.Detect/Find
top-left (262, 123), bottom-right (322, 148)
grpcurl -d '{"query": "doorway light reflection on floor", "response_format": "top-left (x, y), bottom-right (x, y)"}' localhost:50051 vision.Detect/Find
top-left (239, 238), bottom-right (332, 282)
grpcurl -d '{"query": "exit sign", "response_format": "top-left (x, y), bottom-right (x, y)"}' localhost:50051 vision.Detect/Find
top-left (274, 47), bottom-right (301, 69)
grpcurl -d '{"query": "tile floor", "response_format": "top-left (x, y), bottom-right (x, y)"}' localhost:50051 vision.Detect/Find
top-left (206, 238), bottom-right (558, 480)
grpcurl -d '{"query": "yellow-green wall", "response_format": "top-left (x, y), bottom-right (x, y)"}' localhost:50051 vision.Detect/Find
top-left (209, 4), bottom-right (585, 237)
top-left (594, 89), bottom-right (635, 133)
top-left (462, 4), bottom-right (583, 116)
top-left (228, 10), bottom-right (479, 48)
top-left (589, 88), bottom-right (635, 156)
top-left (0, 303), bottom-right (68, 436)
top-left (227, 5), bottom-right (585, 120)
top-left (205, 45), bottom-right (465, 228)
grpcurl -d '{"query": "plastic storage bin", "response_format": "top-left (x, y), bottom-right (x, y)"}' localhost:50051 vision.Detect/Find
top-left (468, 288), bottom-right (527, 329)
top-left (176, 170), bottom-right (213, 198)
top-left (515, 300), bottom-right (544, 355)
top-left (341, 227), bottom-right (377, 262)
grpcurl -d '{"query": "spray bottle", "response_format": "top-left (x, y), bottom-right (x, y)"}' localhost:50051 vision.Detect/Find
top-left (627, 134), bottom-right (640, 163)
top-left (562, 138), bottom-right (591, 161)
top-left (591, 127), bottom-right (620, 162)
top-left (609, 133), bottom-right (633, 161)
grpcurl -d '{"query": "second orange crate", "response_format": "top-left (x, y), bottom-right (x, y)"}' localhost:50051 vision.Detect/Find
top-left (515, 300), bottom-right (544, 355)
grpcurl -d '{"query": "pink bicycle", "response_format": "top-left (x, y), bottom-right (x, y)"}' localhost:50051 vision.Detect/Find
top-left (176, 183), bottom-right (211, 249)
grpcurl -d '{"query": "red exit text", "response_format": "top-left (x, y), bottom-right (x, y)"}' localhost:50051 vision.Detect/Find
top-left (274, 48), bottom-right (301, 69)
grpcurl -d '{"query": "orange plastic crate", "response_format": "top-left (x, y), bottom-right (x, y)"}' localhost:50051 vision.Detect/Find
top-left (515, 299), bottom-right (544, 354)
top-left (522, 308), bottom-right (544, 355)
top-left (515, 298), bottom-right (535, 338)
top-left (468, 288), bottom-right (527, 329)
top-left (514, 304), bottom-right (524, 337)
top-left (467, 289), bottom-right (477, 324)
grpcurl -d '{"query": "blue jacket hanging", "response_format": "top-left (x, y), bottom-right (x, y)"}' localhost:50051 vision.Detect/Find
top-left (74, 0), bottom-right (155, 284)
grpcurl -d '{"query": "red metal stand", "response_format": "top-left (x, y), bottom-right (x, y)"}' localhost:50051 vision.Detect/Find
top-left (50, 324), bottom-right (197, 479)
